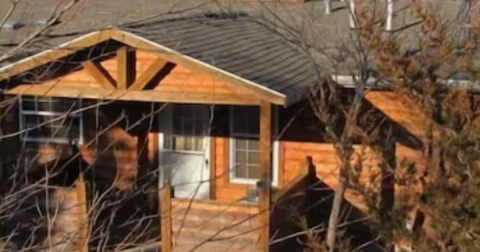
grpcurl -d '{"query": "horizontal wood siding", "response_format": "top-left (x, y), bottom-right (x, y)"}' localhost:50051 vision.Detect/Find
top-left (212, 138), bottom-right (385, 210)
top-left (282, 142), bottom-right (380, 211)
top-left (366, 91), bottom-right (427, 141)
top-left (213, 137), bottom-right (255, 202)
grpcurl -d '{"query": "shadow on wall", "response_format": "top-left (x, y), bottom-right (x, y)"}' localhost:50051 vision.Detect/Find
top-left (0, 150), bottom-right (88, 251)
top-left (80, 108), bottom-right (140, 192)
top-left (0, 99), bottom-right (159, 251)
top-left (0, 142), bottom-right (159, 251)
top-left (270, 157), bottom-right (387, 252)
top-left (306, 161), bottom-right (387, 252)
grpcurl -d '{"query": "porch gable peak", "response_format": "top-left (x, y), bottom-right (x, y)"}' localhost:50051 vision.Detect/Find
top-left (0, 28), bottom-right (286, 106)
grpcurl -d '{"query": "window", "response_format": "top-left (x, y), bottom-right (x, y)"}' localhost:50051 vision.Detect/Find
top-left (20, 96), bottom-right (83, 144)
top-left (164, 105), bottom-right (206, 152)
top-left (229, 106), bottom-right (279, 185)
top-left (230, 106), bottom-right (261, 182)
top-left (232, 137), bottom-right (261, 180)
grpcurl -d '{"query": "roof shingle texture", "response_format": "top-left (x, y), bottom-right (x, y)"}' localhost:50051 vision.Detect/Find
top-left (122, 14), bottom-right (317, 101)
top-left (0, 0), bottom-right (473, 98)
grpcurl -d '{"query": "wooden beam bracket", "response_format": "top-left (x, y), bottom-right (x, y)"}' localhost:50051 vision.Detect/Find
top-left (128, 57), bottom-right (171, 91)
top-left (82, 60), bottom-right (116, 90)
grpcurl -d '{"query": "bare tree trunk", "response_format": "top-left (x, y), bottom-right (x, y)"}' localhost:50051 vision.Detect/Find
top-left (326, 169), bottom-right (347, 252)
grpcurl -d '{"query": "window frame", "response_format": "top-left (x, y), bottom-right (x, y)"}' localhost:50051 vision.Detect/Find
top-left (229, 106), bottom-right (279, 186)
top-left (161, 104), bottom-right (208, 155)
top-left (19, 96), bottom-right (84, 145)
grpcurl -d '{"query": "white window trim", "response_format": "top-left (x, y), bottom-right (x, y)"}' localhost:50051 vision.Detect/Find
top-left (19, 96), bottom-right (84, 145)
top-left (229, 106), bottom-right (279, 187)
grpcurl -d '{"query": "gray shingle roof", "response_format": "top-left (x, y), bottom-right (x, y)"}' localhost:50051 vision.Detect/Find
top-left (0, 0), bottom-right (474, 100)
top-left (121, 14), bottom-right (317, 103)
top-left (0, 0), bottom-right (469, 59)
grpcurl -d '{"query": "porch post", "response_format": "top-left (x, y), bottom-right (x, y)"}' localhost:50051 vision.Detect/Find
top-left (259, 100), bottom-right (272, 252)
top-left (76, 174), bottom-right (89, 252)
top-left (0, 93), bottom-right (3, 188)
top-left (160, 185), bottom-right (172, 252)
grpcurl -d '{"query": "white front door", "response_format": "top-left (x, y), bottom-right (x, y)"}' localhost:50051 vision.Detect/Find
top-left (158, 104), bottom-right (210, 199)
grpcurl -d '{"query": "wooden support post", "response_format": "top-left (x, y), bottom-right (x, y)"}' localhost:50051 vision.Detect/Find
top-left (0, 93), bottom-right (3, 190)
top-left (148, 132), bottom-right (159, 172)
top-left (210, 137), bottom-right (217, 200)
top-left (117, 47), bottom-right (136, 89)
top-left (147, 125), bottom-right (160, 212)
top-left (160, 185), bottom-right (172, 252)
top-left (259, 101), bottom-right (272, 252)
top-left (76, 174), bottom-right (89, 252)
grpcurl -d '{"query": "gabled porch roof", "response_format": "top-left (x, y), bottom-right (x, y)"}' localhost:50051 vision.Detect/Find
top-left (0, 15), bottom-right (319, 106)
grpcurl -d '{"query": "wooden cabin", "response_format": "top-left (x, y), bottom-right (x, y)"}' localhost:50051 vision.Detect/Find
top-left (0, 13), bottom-right (429, 252)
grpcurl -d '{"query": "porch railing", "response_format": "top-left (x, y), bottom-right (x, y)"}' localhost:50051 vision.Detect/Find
top-left (160, 188), bottom-right (261, 252)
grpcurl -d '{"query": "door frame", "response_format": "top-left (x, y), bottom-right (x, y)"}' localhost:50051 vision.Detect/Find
top-left (157, 104), bottom-right (211, 199)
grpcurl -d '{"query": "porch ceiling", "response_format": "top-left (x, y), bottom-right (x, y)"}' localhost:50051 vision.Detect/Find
top-left (0, 28), bottom-right (287, 106)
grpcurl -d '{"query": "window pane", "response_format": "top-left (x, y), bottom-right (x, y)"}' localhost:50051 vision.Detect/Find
top-left (232, 106), bottom-right (259, 135)
top-left (172, 116), bottom-right (182, 135)
top-left (246, 164), bottom-right (261, 179)
top-left (193, 118), bottom-right (204, 135)
top-left (22, 100), bottom-right (38, 111)
top-left (171, 135), bottom-right (203, 152)
top-left (49, 100), bottom-right (79, 114)
top-left (195, 137), bottom-right (204, 151)
top-left (23, 98), bottom-right (79, 114)
top-left (234, 164), bottom-right (248, 178)
top-left (172, 136), bottom-right (184, 150)
top-left (232, 138), bottom-right (261, 181)
top-left (24, 115), bottom-right (79, 141)
top-left (235, 150), bottom-right (247, 164)
top-left (24, 115), bottom-right (49, 138)
top-left (168, 104), bottom-right (206, 152)
top-left (194, 137), bottom-right (204, 151)
top-left (21, 97), bottom-right (82, 144)
top-left (185, 137), bottom-right (194, 151)
top-left (235, 139), bottom-right (247, 150)
top-left (67, 118), bottom-right (80, 139)
top-left (248, 139), bottom-right (260, 150)
top-left (52, 117), bottom-right (79, 139)
top-left (247, 151), bottom-right (260, 164)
